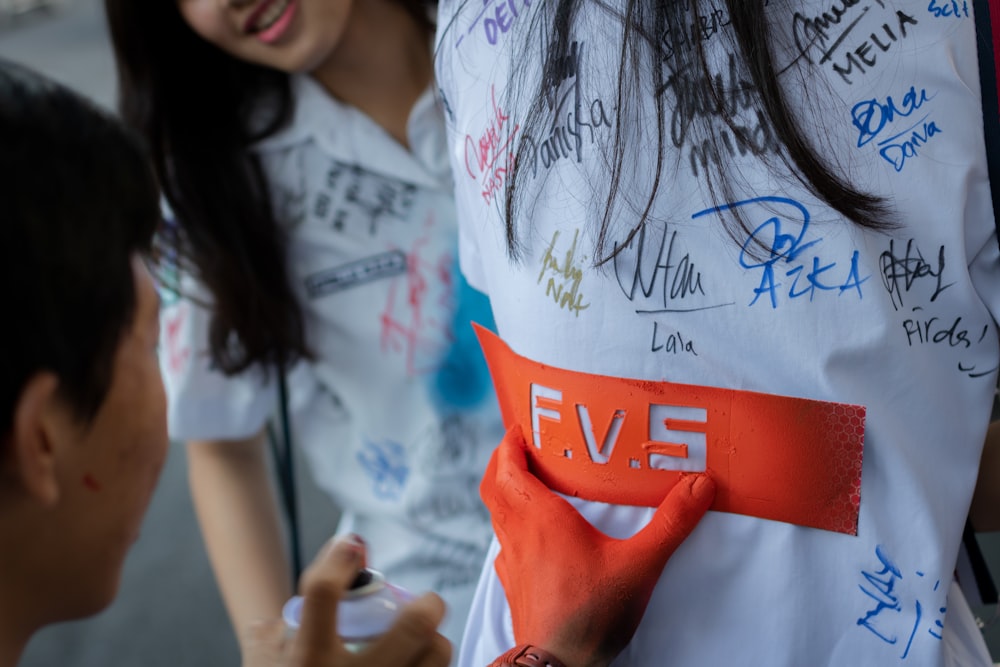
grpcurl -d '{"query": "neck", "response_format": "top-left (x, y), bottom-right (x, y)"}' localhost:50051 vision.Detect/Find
top-left (310, 0), bottom-right (432, 147)
top-left (0, 571), bottom-right (40, 667)
top-left (0, 629), bottom-right (28, 667)
top-left (0, 510), bottom-right (67, 667)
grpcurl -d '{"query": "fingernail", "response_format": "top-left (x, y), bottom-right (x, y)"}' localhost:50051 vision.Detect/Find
top-left (691, 473), bottom-right (714, 494)
top-left (325, 535), bottom-right (363, 562)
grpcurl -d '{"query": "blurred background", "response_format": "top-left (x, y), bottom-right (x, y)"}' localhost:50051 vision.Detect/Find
top-left (2, 0), bottom-right (1000, 664)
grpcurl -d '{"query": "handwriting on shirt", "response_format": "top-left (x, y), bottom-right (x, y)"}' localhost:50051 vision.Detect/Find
top-left (612, 223), bottom-right (721, 311)
top-left (317, 163), bottom-right (418, 236)
top-left (611, 222), bottom-right (725, 354)
top-left (851, 86), bottom-right (942, 172)
top-left (902, 307), bottom-right (984, 350)
top-left (693, 196), bottom-right (869, 309)
top-left (454, 0), bottom-right (531, 49)
top-left (464, 85), bottom-right (519, 205)
top-left (379, 216), bottom-right (456, 376)
top-left (857, 545), bottom-right (945, 659)
top-left (852, 87), bottom-right (932, 147)
top-left (879, 238), bottom-right (951, 311)
top-left (163, 301), bottom-right (191, 376)
top-left (660, 53), bottom-right (778, 176)
top-left (877, 117), bottom-right (943, 172)
top-left (537, 229), bottom-right (590, 316)
top-left (791, 2), bottom-right (920, 85)
top-left (927, 0), bottom-right (969, 19)
top-left (659, 4), bottom-right (731, 60)
top-left (404, 417), bottom-right (491, 524)
top-left (879, 238), bottom-right (996, 377)
top-left (357, 438), bottom-right (409, 500)
top-left (521, 41), bottom-right (615, 178)
top-left (650, 322), bottom-right (700, 356)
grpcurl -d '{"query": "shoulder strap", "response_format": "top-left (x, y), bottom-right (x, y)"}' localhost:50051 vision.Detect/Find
top-left (976, 0), bottom-right (1000, 239)
top-left (965, 0), bottom-right (999, 607)
top-left (269, 369), bottom-right (304, 586)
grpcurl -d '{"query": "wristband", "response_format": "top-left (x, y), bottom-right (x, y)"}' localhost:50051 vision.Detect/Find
top-left (489, 644), bottom-right (568, 667)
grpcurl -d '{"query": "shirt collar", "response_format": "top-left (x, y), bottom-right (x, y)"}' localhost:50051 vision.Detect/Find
top-left (253, 74), bottom-right (451, 191)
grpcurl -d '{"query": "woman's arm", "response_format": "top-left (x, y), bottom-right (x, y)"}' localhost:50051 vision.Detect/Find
top-left (188, 431), bottom-right (293, 651)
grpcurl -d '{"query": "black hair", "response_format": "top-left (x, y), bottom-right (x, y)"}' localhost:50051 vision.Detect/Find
top-left (105, 0), bottom-right (300, 374)
top-left (483, 0), bottom-right (894, 261)
top-left (0, 60), bottom-right (159, 436)
top-left (105, 0), bottom-right (435, 374)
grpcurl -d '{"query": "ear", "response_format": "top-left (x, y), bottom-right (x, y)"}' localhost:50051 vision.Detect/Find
top-left (8, 372), bottom-right (66, 506)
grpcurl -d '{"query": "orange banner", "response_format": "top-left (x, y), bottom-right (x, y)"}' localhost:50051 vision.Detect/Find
top-left (475, 325), bottom-right (865, 535)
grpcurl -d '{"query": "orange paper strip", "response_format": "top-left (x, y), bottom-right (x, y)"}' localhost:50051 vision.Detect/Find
top-left (475, 325), bottom-right (865, 535)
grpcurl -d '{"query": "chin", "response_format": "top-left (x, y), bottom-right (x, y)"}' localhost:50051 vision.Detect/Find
top-left (57, 565), bottom-right (125, 622)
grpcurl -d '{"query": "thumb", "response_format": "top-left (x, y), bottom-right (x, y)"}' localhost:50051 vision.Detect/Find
top-left (479, 441), bottom-right (502, 507)
top-left (480, 424), bottom-right (529, 508)
top-left (487, 428), bottom-right (593, 543)
top-left (629, 474), bottom-right (715, 561)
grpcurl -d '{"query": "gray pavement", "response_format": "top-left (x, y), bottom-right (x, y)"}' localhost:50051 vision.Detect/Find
top-left (0, 7), bottom-right (340, 666)
top-left (3, 1), bottom-right (1000, 665)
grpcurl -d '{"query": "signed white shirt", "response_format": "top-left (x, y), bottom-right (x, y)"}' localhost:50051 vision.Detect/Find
top-left (437, 0), bottom-right (999, 664)
top-left (159, 75), bottom-right (502, 648)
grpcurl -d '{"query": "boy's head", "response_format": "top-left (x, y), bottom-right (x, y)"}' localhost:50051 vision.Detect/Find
top-left (0, 60), bottom-right (167, 634)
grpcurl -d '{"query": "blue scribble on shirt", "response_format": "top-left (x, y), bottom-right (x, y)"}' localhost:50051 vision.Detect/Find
top-left (357, 439), bottom-right (409, 500)
top-left (428, 258), bottom-right (497, 413)
top-left (856, 545), bottom-right (945, 660)
top-left (692, 196), bottom-right (869, 308)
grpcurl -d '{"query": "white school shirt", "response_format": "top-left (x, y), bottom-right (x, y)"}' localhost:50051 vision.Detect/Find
top-left (436, 0), bottom-right (1000, 665)
top-left (159, 75), bottom-right (502, 647)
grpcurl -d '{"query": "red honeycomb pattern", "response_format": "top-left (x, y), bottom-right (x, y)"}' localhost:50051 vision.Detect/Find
top-left (814, 403), bottom-right (866, 535)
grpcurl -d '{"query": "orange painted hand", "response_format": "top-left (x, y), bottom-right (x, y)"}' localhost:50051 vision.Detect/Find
top-left (481, 426), bottom-right (715, 667)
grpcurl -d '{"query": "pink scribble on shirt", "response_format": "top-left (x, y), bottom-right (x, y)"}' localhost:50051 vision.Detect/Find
top-left (164, 302), bottom-right (192, 376)
top-left (379, 214), bottom-right (455, 375)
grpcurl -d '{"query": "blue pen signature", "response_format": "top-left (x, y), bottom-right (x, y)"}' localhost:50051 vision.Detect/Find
top-left (357, 439), bottom-right (410, 501)
top-left (692, 196), bottom-right (869, 309)
top-left (852, 86), bottom-right (933, 148)
top-left (850, 86), bottom-right (942, 172)
top-left (927, 0), bottom-right (969, 19)
top-left (857, 545), bottom-right (946, 660)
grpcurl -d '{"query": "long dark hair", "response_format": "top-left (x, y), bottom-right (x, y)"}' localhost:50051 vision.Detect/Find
top-left (494, 0), bottom-right (893, 261)
top-left (0, 59), bottom-right (159, 435)
top-left (105, 0), bottom-right (435, 374)
top-left (105, 0), bottom-right (300, 373)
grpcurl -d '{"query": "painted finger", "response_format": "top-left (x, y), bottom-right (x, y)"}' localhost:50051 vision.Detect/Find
top-left (629, 474), bottom-right (715, 562)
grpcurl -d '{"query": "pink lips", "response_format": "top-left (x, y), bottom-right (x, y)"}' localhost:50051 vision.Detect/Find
top-left (243, 0), bottom-right (298, 44)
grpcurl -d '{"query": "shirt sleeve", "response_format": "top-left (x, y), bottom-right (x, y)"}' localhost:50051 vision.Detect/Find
top-left (158, 270), bottom-right (277, 442)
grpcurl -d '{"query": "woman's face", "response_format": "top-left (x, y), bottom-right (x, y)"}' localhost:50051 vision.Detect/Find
top-left (176, 0), bottom-right (355, 74)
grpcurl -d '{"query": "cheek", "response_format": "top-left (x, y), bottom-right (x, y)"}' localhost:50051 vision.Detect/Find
top-left (145, 371), bottom-right (170, 474)
top-left (178, 1), bottom-right (238, 51)
top-left (118, 364), bottom-right (169, 486)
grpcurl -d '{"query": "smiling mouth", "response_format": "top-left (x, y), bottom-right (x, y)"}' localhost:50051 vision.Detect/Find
top-left (245, 0), bottom-right (293, 35)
